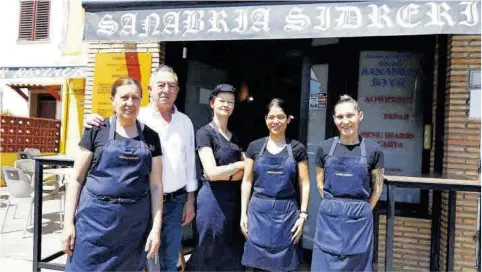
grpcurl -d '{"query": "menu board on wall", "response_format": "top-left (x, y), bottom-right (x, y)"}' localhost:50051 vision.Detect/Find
top-left (92, 53), bottom-right (152, 117)
top-left (357, 51), bottom-right (423, 203)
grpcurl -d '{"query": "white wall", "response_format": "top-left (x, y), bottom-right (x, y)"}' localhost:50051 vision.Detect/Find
top-left (0, 85), bottom-right (29, 117)
top-left (0, 0), bottom-right (87, 116)
top-left (0, 0), bottom-right (86, 67)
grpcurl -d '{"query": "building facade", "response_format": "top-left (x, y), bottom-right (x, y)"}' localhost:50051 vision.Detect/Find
top-left (80, 1), bottom-right (481, 271)
top-left (0, 0), bottom-right (88, 167)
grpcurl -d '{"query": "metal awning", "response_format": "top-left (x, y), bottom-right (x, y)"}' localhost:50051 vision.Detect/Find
top-left (82, 1), bottom-right (480, 42)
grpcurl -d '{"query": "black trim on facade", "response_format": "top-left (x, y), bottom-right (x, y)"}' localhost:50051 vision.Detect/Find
top-left (299, 56), bottom-right (311, 145)
top-left (81, 0), bottom-right (330, 11)
top-left (430, 190), bottom-right (442, 271)
top-left (446, 191), bottom-right (457, 271)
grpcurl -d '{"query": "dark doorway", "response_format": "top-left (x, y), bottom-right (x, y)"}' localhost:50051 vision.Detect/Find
top-left (166, 40), bottom-right (307, 149)
top-left (37, 94), bottom-right (57, 119)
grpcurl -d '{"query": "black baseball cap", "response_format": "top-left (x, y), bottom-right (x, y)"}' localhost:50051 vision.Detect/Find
top-left (209, 84), bottom-right (236, 101)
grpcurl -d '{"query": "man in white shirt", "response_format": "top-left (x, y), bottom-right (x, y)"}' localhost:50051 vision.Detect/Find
top-left (85, 65), bottom-right (197, 271)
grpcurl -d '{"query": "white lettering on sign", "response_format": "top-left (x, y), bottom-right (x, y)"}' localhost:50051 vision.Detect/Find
top-left (140, 13), bottom-right (161, 37)
top-left (232, 9), bottom-right (249, 33)
top-left (396, 4), bottom-right (421, 27)
top-left (250, 8), bottom-right (270, 32)
top-left (208, 10), bottom-right (229, 33)
top-left (90, 2), bottom-right (480, 40)
top-left (284, 7), bottom-right (311, 31)
top-left (163, 11), bottom-right (180, 35)
top-left (425, 2), bottom-right (455, 26)
top-left (97, 14), bottom-right (118, 36)
top-left (119, 13), bottom-right (137, 36)
top-left (368, 4), bottom-right (394, 28)
top-left (459, 1), bottom-right (479, 27)
top-left (183, 10), bottom-right (205, 36)
top-left (335, 6), bottom-right (362, 29)
top-left (313, 6), bottom-right (331, 31)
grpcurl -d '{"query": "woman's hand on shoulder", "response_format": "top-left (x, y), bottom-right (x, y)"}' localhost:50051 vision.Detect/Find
top-left (60, 223), bottom-right (75, 256)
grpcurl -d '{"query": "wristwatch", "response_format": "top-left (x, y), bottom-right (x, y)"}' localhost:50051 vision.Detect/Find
top-left (300, 211), bottom-right (308, 220)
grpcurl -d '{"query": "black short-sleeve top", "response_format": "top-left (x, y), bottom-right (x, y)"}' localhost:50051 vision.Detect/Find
top-left (315, 136), bottom-right (384, 171)
top-left (79, 118), bottom-right (162, 172)
top-left (196, 124), bottom-right (242, 167)
top-left (246, 137), bottom-right (308, 162)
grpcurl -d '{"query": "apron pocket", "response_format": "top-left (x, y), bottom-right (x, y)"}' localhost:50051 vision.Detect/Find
top-left (314, 200), bottom-right (373, 255)
top-left (271, 209), bottom-right (298, 248)
top-left (247, 198), bottom-right (273, 247)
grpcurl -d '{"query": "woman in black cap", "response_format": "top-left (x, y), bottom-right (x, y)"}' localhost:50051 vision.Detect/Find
top-left (186, 84), bottom-right (245, 271)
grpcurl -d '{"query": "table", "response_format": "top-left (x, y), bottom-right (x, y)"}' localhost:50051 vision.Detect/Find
top-left (33, 155), bottom-right (74, 272)
top-left (384, 175), bottom-right (481, 272)
top-left (43, 168), bottom-right (73, 184)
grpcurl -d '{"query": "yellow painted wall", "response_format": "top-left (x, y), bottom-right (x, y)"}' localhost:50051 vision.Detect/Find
top-left (63, 0), bottom-right (86, 58)
top-left (60, 78), bottom-right (85, 155)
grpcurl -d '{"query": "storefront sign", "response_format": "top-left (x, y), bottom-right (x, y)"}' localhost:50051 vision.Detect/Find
top-left (83, 1), bottom-right (480, 41)
top-left (357, 51), bottom-right (424, 203)
top-left (0, 67), bottom-right (86, 79)
top-left (92, 53), bottom-right (151, 117)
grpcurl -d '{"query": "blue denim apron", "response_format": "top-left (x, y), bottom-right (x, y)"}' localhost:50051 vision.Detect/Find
top-left (311, 137), bottom-right (373, 272)
top-left (242, 138), bottom-right (302, 271)
top-left (66, 116), bottom-right (152, 272)
top-left (186, 123), bottom-right (244, 271)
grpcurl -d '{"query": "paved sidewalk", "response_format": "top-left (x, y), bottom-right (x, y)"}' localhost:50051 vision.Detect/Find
top-left (0, 192), bottom-right (310, 271)
top-left (0, 193), bottom-right (67, 271)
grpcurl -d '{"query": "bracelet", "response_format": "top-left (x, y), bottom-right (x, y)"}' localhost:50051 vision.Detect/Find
top-left (300, 211), bottom-right (308, 214)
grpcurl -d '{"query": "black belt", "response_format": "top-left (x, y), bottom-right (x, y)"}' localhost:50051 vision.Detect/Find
top-left (164, 188), bottom-right (186, 202)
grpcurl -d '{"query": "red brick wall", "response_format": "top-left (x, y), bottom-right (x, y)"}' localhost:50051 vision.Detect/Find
top-left (440, 34), bottom-right (481, 272)
top-left (377, 216), bottom-right (432, 271)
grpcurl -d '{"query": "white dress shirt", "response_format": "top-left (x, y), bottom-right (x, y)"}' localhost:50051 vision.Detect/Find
top-left (138, 104), bottom-right (197, 193)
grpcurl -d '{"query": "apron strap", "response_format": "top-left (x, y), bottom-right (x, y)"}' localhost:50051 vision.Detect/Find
top-left (135, 120), bottom-right (145, 142)
top-left (286, 140), bottom-right (294, 160)
top-left (209, 121), bottom-right (228, 147)
top-left (328, 137), bottom-right (339, 156)
top-left (209, 122), bottom-right (224, 144)
top-left (360, 138), bottom-right (367, 158)
top-left (108, 115), bottom-right (117, 140)
top-left (259, 137), bottom-right (269, 156)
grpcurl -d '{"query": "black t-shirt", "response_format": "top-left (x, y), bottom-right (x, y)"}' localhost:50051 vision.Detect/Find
top-left (246, 137), bottom-right (308, 162)
top-left (315, 136), bottom-right (384, 171)
top-left (196, 124), bottom-right (243, 166)
top-left (79, 118), bottom-right (162, 172)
